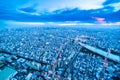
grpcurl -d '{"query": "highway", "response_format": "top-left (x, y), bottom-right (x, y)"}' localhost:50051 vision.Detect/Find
top-left (79, 42), bottom-right (120, 63)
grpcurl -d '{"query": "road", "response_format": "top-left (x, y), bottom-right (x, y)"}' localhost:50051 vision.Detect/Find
top-left (79, 42), bottom-right (120, 63)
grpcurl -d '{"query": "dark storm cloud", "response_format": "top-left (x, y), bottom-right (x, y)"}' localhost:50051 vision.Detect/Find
top-left (44, 8), bottom-right (94, 22)
top-left (19, 7), bottom-right (36, 13)
top-left (41, 8), bottom-right (120, 23)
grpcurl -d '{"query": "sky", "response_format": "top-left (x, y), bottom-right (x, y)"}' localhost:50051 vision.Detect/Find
top-left (0, 0), bottom-right (120, 26)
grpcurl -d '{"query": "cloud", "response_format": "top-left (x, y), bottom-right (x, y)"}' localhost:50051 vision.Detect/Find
top-left (6, 21), bottom-right (45, 25)
top-left (19, 7), bottom-right (36, 13)
top-left (19, 7), bottom-right (40, 15)
top-left (34, 0), bottom-right (106, 11)
top-left (0, 0), bottom-right (120, 24)
top-left (103, 0), bottom-right (120, 12)
top-left (0, 7), bottom-right (120, 23)
top-left (107, 2), bottom-right (120, 12)
top-left (92, 17), bottom-right (106, 24)
top-left (103, 0), bottom-right (120, 5)
top-left (115, 22), bottom-right (120, 25)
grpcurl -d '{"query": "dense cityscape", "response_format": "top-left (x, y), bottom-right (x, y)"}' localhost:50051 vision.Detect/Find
top-left (0, 27), bottom-right (120, 80)
top-left (0, 0), bottom-right (120, 79)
